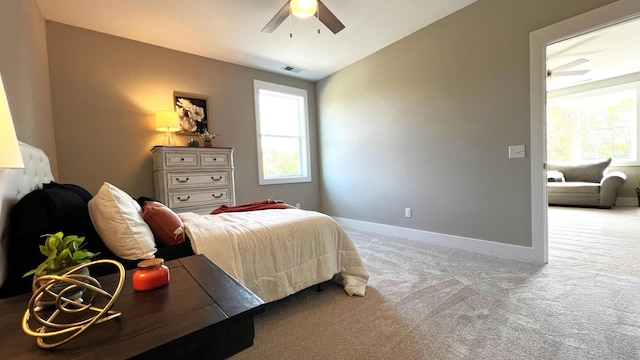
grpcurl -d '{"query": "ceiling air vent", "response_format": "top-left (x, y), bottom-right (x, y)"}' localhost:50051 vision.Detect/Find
top-left (282, 65), bottom-right (303, 74)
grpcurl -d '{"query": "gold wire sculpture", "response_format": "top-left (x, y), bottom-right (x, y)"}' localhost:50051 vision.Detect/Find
top-left (22, 259), bottom-right (126, 349)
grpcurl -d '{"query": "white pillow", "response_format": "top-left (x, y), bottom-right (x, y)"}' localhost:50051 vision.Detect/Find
top-left (88, 182), bottom-right (157, 260)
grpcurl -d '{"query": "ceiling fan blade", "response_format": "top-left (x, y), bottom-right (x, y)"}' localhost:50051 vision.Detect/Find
top-left (316, 0), bottom-right (345, 34)
top-left (550, 69), bottom-right (590, 77)
top-left (551, 58), bottom-right (589, 72)
top-left (261, 1), bottom-right (291, 33)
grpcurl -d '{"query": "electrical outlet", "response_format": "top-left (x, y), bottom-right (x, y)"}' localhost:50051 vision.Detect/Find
top-left (404, 208), bottom-right (412, 218)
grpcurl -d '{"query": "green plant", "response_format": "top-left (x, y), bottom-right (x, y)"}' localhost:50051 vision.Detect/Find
top-left (23, 232), bottom-right (99, 277)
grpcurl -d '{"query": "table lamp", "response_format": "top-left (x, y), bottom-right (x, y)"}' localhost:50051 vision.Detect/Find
top-left (0, 73), bottom-right (23, 169)
top-left (155, 110), bottom-right (180, 146)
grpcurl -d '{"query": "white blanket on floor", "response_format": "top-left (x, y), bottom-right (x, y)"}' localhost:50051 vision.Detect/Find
top-left (179, 209), bottom-right (368, 303)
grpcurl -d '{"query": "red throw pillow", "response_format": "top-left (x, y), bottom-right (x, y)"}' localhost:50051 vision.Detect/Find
top-left (142, 202), bottom-right (185, 247)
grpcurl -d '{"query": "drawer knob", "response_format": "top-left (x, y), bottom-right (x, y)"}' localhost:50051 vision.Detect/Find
top-left (180, 158), bottom-right (185, 161)
top-left (211, 176), bottom-right (222, 182)
top-left (176, 177), bottom-right (189, 183)
top-left (177, 196), bottom-right (191, 202)
top-left (212, 193), bottom-right (223, 199)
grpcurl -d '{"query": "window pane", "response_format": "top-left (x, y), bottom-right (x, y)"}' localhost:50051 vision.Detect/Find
top-left (259, 91), bottom-right (301, 136)
top-left (547, 104), bottom-right (576, 162)
top-left (578, 90), bottom-right (635, 161)
top-left (261, 137), bottom-right (302, 178)
top-left (547, 86), bottom-right (637, 163)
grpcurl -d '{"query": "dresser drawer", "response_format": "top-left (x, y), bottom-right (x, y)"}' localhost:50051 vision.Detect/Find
top-left (169, 188), bottom-right (231, 209)
top-left (167, 171), bottom-right (230, 189)
top-left (165, 152), bottom-right (199, 167)
top-left (200, 152), bottom-right (229, 167)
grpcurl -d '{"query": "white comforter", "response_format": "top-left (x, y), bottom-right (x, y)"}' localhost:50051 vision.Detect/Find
top-left (179, 209), bottom-right (368, 303)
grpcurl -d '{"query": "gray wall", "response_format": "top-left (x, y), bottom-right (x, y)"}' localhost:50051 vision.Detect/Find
top-left (46, 22), bottom-right (320, 210)
top-left (0, 0), bottom-right (57, 285)
top-left (0, 0), bottom-right (57, 174)
top-left (316, 0), bottom-right (617, 247)
top-left (617, 166), bottom-right (640, 199)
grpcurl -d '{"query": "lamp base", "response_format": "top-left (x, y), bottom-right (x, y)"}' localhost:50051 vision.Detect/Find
top-left (163, 131), bottom-right (176, 146)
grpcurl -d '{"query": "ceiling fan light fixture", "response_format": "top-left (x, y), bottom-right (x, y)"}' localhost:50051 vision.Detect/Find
top-left (290, 0), bottom-right (318, 18)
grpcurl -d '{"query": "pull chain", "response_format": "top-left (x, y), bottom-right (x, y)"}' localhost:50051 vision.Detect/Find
top-left (317, 3), bottom-right (321, 34)
top-left (289, 7), bottom-right (293, 38)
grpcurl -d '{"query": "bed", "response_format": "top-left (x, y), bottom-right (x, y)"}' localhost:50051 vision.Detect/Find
top-left (0, 143), bottom-right (369, 303)
top-left (181, 209), bottom-right (367, 303)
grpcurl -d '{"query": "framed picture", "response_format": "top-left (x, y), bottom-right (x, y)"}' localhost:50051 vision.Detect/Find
top-left (173, 92), bottom-right (209, 135)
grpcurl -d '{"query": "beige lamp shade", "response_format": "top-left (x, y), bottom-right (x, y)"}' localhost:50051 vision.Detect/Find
top-left (155, 110), bottom-right (180, 132)
top-left (0, 74), bottom-right (24, 169)
top-left (290, 0), bottom-right (318, 18)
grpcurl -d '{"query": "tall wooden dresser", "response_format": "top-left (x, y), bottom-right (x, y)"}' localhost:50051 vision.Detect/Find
top-left (151, 146), bottom-right (236, 214)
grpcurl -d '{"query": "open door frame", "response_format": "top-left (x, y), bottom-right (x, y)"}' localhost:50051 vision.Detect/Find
top-left (529, 0), bottom-right (640, 264)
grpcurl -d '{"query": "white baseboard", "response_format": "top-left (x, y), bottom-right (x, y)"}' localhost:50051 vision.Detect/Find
top-left (334, 217), bottom-right (542, 263)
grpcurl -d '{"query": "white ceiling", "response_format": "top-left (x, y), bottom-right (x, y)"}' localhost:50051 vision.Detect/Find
top-left (35, 0), bottom-right (478, 81)
top-left (546, 17), bottom-right (640, 91)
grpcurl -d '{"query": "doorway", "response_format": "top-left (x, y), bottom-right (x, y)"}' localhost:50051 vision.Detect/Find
top-left (529, 0), bottom-right (640, 264)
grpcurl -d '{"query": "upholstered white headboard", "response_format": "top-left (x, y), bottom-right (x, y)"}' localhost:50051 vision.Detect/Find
top-left (0, 142), bottom-right (54, 285)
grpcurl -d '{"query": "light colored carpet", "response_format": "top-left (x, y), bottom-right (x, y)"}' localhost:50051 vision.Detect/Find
top-left (231, 207), bottom-right (640, 359)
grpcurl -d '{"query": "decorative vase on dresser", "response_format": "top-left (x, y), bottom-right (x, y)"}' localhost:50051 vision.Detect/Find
top-left (151, 146), bottom-right (236, 215)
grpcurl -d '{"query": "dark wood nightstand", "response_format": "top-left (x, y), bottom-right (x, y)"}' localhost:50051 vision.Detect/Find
top-left (0, 255), bottom-right (265, 359)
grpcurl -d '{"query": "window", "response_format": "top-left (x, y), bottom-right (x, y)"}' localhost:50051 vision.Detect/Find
top-left (547, 81), bottom-right (639, 165)
top-left (254, 80), bottom-right (311, 185)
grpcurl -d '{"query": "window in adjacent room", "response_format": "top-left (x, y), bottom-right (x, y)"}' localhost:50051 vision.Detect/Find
top-left (254, 80), bottom-right (311, 185)
top-left (547, 80), bottom-right (639, 165)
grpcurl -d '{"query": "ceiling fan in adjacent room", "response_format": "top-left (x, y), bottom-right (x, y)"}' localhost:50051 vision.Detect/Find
top-left (261, 0), bottom-right (345, 35)
top-left (546, 58), bottom-right (590, 78)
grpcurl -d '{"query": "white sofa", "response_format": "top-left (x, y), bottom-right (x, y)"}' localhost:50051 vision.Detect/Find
top-left (547, 158), bottom-right (626, 209)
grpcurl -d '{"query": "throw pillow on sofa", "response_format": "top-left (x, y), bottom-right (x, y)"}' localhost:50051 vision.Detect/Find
top-left (547, 170), bottom-right (565, 182)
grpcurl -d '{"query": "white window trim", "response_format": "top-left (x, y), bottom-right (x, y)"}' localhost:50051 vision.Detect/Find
top-left (254, 80), bottom-right (312, 185)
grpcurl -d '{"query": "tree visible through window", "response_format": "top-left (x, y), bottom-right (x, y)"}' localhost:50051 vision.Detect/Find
top-left (547, 83), bottom-right (638, 164)
top-left (254, 80), bottom-right (311, 185)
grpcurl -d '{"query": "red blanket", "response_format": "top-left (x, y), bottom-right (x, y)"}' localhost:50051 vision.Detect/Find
top-left (211, 199), bottom-right (296, 214)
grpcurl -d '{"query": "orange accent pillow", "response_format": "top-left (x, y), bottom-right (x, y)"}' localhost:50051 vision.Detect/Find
top-left (142, 201), bottom-right (185, 247)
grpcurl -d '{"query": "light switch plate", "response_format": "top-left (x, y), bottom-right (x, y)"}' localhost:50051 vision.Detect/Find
top-left (508, 145), bottom-right (525, 159)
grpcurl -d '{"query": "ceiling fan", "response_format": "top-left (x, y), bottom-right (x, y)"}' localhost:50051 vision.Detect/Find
top-left (261, 0), bottom-right (345, 35)
top-left (546, 58), bottom-right (590, 78)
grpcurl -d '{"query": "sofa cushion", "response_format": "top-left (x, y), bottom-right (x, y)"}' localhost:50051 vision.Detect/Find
top-left (547, 182), bottom-right (601, 194)
top-left (547, 170), bottom-right (565, 182)
top-left (547, 158), bottom-right (611, 183)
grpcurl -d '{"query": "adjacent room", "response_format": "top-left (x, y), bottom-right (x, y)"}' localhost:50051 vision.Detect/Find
top-left (546, 17), bottom-right (640, 208)
top-left (1, 0), bottom-right (639, 359)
